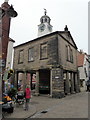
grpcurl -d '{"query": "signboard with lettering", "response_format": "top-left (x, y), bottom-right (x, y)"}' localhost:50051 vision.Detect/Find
top-left (0, 59), bottom-right (5, 67)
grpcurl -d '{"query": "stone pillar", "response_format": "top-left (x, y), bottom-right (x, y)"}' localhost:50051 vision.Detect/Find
top-left (75, 73), bottom-right (79, 93)
top-left (35, 70), bottom-right (39, 96)
top-left (52, 68), bottom-right (65, 98)
top-left (65, 71), bottom-right (70, 94)
top-left (26, 73), bottom-right (31, 86)
top-left (22, 71), bottom-right (27, 91)
top-left (14, 71), bottom-right (18, 89)
top-left (50, 69), bottom-right (52, 97)
top-left (70, 72), bottom-right (75, 94)
top-left (77, 71), bottom-right (80, 92)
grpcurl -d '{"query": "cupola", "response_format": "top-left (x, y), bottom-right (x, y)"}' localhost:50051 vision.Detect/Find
top-left (38, 9), bottom-right (53, 37)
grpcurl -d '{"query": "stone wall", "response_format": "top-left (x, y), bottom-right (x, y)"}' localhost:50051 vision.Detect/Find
top-left (47, 37), bottom-right (58, 65)
top-left (13, 34), bottom-right (58, 70)
top-left (13, 32), bottom-right (80, 97)
top-left (52, 67), bottom-right (65, 98)
top-left (58, 35), bottom-right (77, 71)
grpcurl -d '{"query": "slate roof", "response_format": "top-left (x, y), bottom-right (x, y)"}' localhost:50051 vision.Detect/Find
top-left (14, 31), bottom-right (78, 50)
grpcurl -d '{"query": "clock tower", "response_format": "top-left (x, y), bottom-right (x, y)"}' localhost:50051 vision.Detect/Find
top-left (38, 9), bottom-right (53, 37)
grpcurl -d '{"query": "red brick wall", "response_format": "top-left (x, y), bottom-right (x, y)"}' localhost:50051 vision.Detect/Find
top-left (0, 2), bottom-right (11, 60)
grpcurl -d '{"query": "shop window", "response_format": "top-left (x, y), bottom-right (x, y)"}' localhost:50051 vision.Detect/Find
top-left (18, 50), bottom-right (24, 64)
top-left (40, 43), bottom-right (48, 59)
top-left (28, 47), bottom-right (34, 62)
top-left (32, 74), bottom-right (36, 90)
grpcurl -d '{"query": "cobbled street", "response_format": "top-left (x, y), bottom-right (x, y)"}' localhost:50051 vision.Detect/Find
top-left (29, 91), bottom-right (88, 118)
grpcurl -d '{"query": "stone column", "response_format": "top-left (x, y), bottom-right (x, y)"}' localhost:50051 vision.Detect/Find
top-left (52, 68), bottom-right (65, 98)
top-left (75, 73), bottom-right (79, 93)
top-left (50, 69), bottom-right (52, 97)
top-left (35, 70), bottom-right (39, 96)
top-left (14, 71), bottom-right (18, 88)
top-left (65, 71), bottom-right (70, 94)
top-left (77, 71), bottom-right (80, 92)
top-left (22, 71), bottom-right (27, 91)
top-left (70, 72), bottom-right (75, 93)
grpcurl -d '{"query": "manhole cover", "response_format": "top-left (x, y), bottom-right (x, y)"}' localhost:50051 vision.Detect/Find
top-left (41, 110), bottom-right (48, 113)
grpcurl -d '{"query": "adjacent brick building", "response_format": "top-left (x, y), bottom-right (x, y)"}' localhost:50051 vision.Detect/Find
top-left (0, 1), bottom-right (17, 70)
top-left (0, 1), bottom-right (11, 69)
top-left (13, 12), bottom-right (80, 98)
top-left (0, 0), bottom-right (17, 93)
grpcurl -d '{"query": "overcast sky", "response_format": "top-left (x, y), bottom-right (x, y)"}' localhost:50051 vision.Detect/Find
top-left (0, 0), bottom-right (89, 53)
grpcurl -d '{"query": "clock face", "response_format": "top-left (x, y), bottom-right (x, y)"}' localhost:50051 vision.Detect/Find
top-left (48, 26), bottom-right (52, 31)
top-left (39, 24), bottom-right (45, 32)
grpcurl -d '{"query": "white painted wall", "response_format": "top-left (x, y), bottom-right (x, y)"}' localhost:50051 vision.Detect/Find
top-left (6, 40), bottom-right (14, 69)
top-left (84, 54), bottom-right (89, 80)
top-left (78, 54), bottom-right (89, 91)
top-left (78, 67), bottom-right (85, 79)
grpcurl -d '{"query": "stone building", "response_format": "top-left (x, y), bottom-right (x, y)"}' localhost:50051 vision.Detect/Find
top-left (13, 11), bottom-right (80, 98)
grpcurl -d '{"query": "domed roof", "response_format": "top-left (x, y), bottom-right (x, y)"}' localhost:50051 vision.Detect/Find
top-left (40, 9), bottom-right (51, 24)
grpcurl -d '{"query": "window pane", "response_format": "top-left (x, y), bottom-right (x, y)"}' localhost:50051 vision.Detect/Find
top-left (66, 45), bottom-right (68, 60)
top-left (40, 43), bottom-right (47, 59)
top-left (19, 50), bottom-right (23, 63)
top-left (28, 48), bottom-right (34, 61)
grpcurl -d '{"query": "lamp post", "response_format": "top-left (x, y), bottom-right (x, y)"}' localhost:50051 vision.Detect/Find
top-left (0, 2), bottom-right (18, 93)
top-left (0, 4), bottom-right (18, 19)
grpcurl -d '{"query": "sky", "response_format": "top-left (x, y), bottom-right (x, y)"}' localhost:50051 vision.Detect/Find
top-left (0, 0), bottom-right (89, 53)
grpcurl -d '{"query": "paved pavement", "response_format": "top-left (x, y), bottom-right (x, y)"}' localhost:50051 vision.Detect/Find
top-left (2, 102), bottom-right (36, 119)
top-left (30, 91), bottom-right (88, 118)
top-left (3, 91), bottom-right (88, 119)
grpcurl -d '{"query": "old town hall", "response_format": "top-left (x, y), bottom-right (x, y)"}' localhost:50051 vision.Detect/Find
top-left (13, 10), bottom-right (80, 98)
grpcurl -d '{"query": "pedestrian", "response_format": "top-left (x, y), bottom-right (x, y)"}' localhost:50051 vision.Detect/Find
top-left (24, 85), bottom-right (31, 110)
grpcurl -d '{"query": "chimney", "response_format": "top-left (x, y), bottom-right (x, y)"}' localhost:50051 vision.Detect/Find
top-left (80, 49), bottom-right (83, 54)
top-left (64, 25), bottom-right (68, 31)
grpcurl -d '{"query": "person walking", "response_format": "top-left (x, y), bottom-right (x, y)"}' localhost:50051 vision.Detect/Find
top-left (24, 85), bottom-right (31, 110)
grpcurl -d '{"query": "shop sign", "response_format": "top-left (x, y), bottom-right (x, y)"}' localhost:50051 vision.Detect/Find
top-left (0, 59), bottom-right (5, 67)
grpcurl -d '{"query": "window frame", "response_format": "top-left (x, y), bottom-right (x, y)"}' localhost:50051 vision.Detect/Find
top-left (66, 45), bottom-right (73, 63)
top-left (40, 42), bottom-right (48, 60)
top-left (28, 47), bottom-right (34, 62)
top-left (18, 50), bottom-right (24, 64)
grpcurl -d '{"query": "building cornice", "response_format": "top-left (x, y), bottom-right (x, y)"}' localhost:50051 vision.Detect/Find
top-left (14, 31), bottom-right (77, 50)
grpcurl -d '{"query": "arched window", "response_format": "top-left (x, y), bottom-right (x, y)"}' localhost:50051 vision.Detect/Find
top-left (41, 19), bottom-right (43, 23)
top-left (45, 18), bottom-right (47, 22)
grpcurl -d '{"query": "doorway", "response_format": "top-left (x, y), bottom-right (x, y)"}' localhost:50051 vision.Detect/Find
top-left (39, 69), bottom-right (50, 94)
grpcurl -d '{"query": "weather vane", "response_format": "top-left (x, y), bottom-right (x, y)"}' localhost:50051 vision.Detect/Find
top-left (5, 0), bottom-right (9, 2)
top-left (44, 8), bottom-right (47, 15)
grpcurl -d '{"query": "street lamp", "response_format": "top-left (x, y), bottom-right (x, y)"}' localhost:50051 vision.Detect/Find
top-left (0, 4), bottom-right (18, 19)
top-left (0, 3), bottom-right (18, 94)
